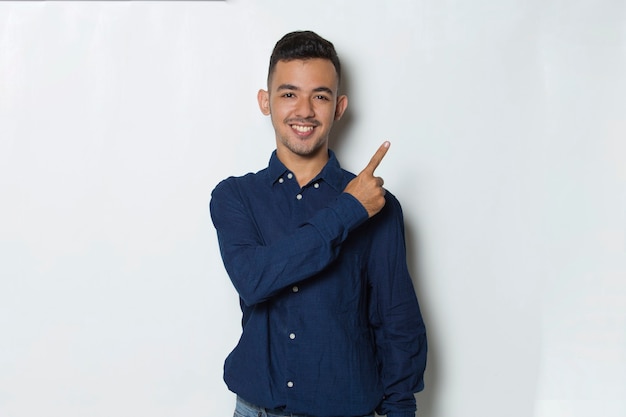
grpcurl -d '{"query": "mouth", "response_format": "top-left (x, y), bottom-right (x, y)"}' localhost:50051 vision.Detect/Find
top-left (290, 124), bottom-right (316, 136)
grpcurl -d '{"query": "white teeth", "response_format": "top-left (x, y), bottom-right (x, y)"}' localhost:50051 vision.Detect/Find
top-left (292, 125), bottom-right (314, 133)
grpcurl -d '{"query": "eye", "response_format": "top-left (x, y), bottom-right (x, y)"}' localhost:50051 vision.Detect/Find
top-left (282, 92), bottom-right (295, 98)
top-left (315, 95), bottom-right (330, 101)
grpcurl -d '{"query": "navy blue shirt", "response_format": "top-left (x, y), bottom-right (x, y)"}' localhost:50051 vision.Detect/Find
top-left (210, 151), bottom-right (427, 417)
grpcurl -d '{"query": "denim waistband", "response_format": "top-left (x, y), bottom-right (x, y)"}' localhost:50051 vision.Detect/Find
top-left (235, 396), bottom-right (375, 417)
top-left (236, 396), bottom-right (307, 417)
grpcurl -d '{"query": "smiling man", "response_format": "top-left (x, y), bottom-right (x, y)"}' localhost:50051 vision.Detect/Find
top-left (210, 31), bottom-right (427, 417)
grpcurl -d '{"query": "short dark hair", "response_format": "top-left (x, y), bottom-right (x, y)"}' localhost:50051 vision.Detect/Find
top-left (268, 31), bottom-right (341, 87)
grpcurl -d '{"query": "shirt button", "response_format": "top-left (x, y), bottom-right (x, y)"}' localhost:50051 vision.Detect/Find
top-left (314, 183), bottom-right (320, 189)
top-left (287, 173), bottom-right (293, 179)
top-left (296, 194), bottom-right (302, 200)
top-left (292, 286), bottom-right (299, 293)
top-left (278, 178), bottom-right (284, 184)
top-left (289, 333), bottom-right (296, 340)
top-left (287, 381), bottom-right (294, 388)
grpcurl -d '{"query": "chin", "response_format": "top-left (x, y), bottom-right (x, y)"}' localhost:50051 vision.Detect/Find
top-left (281, 138), bottom-right (325, 157)
top-left (292, 144), bottom-right (326, 158)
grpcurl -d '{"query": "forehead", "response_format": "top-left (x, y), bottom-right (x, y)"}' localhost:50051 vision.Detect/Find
top-left (270, 58), bottom-right (339, 91)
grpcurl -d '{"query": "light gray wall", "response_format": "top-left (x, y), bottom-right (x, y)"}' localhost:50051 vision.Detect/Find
top-left (1, 1), bottom-right (624, 416)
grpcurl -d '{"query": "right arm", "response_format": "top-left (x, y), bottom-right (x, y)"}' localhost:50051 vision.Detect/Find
top-left (210, 179), bottom-right (367, 306)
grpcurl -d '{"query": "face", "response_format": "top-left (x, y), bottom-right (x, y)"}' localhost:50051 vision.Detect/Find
top-left (258, 58), bottom-right (348, 161)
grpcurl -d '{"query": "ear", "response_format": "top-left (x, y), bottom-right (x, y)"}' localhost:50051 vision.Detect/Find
top-left (334, 94), bottom-right (348, 121)
top-left (257, 89), bottom-right (270, 115)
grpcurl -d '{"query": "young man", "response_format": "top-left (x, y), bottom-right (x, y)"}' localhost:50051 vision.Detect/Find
top-left (210, 31), bottom-right (427, 417)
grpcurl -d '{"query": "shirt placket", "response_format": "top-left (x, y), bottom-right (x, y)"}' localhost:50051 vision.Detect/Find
top-left (277, 171), bottom-right (324, 398)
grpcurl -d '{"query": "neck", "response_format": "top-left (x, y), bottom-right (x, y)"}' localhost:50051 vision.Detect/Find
top-left (276, 147), bottom-right (329, 187)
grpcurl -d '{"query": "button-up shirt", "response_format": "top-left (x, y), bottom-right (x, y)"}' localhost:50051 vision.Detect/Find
top-left (210, 151), bottom-right (427, 417)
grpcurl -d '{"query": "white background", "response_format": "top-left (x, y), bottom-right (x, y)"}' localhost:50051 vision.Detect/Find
top-left (1, 1), bottom-right (625, 416)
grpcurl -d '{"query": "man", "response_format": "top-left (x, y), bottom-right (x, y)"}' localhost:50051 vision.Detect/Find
top-left (210, 31), bottom-right (427, 417)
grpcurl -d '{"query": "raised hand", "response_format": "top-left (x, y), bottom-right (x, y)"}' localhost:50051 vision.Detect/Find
top-left (344, 141), bottom-right (390, 218)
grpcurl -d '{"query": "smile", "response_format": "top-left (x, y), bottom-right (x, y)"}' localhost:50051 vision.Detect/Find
top-left (291, 124), bottom-right (315, 133)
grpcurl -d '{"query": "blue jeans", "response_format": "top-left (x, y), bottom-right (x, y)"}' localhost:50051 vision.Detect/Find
top-left (234, 396), bottom-right (375, 417)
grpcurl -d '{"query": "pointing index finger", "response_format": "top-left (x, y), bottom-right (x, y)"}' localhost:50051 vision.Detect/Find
top-left (363, 141), bottom-right (391, 174)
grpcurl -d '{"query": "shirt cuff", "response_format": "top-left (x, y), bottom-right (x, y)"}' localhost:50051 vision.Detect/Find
top-left (305, 192), bottom-right (368, 245)
top-left (334, 192), bottom-right (369, 231)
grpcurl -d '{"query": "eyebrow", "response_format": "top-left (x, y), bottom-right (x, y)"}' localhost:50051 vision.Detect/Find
top-left (276, 84), bottom-right (335, 96)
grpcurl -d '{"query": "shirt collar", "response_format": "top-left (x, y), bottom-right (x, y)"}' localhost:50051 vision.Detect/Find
top-left (267, 150), bottom-right (345, 192)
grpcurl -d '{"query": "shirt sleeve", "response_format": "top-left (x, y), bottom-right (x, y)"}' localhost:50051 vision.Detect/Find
top-left (367, 194), bottom-right (428, 417)
top-left (210, 178), bottom-right (369, 306)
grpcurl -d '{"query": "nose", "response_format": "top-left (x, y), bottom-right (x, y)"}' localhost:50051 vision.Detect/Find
top-left (295, 97), bottom-right (315, 118)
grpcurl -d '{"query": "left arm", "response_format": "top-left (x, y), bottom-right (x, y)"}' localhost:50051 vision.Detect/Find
top-left (368, 194), bottom-right (428, 417)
